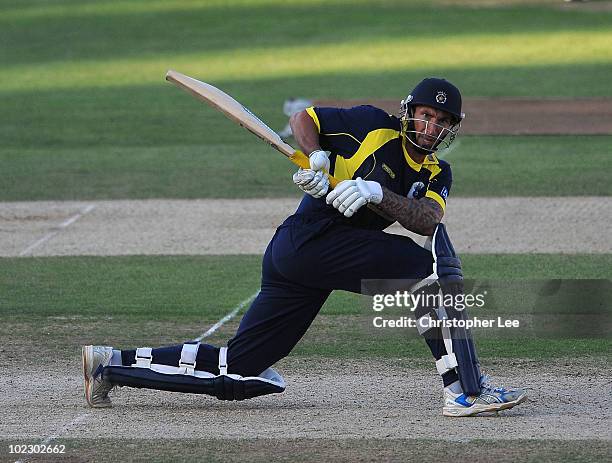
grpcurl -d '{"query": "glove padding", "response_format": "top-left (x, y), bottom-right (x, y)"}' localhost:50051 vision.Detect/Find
top-left (309, 150), bottom-right (330, 172)
top-left (293, 168), bottom-right (330, 198)
top-left (326, 177), bottom-right (383, 217)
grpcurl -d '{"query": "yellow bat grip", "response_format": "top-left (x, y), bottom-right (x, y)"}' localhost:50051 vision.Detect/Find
top-left (289, 150), bottom-right (340, 189)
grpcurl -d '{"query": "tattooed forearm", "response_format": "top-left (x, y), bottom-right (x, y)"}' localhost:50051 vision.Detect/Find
top-left (376, 187), bottom-right (444, 235)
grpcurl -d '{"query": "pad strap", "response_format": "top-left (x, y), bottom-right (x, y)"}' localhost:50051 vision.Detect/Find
top-left (133, 347), bottom-right (153, 368)
top-left (416, 313), bottom-right (434, 335)
top-left (218, 347), bottom-right (228, 375)
top-left (105, 365), bottom-right (286, 401)
top-left (436, 353), bottom-right (458, 375)
top-left (409, 273), bottom-right (438, 292)
top-left (179, 342), bottom-right (200, 376)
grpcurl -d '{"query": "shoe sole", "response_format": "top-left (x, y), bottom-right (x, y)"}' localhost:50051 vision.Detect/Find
top-left (443, 393), bottom-right (527, 417)
top-left (82, 345), bottom-right (111, 409)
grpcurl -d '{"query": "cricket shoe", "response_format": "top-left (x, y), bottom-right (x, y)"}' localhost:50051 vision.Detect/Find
top-left (443, 375), bottom-right (527, 417)
top-left (82, 345), bottom-right (115, 408)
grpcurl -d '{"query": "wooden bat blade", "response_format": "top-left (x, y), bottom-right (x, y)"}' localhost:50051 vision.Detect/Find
top-left (166, 70), bottom-right (294, 157)
top-left (165, 69), bottom-right (338, 188)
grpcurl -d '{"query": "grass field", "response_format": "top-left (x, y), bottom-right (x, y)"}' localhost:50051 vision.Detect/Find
top-left (2, 0), bottom-right (611, 461)
top-left (1, 0), bottom-right (611, 201)
top-left (1, 254), bottom-right (609, 362)
top-left (2, 254), bottom-right (611, 321)
top-left (2, 136), bottom-right (611, 200)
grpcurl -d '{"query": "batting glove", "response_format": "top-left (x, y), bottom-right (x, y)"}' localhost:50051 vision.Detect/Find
top-left (326, 177), bottom-right (383, 217)
top-left (293, 168), bottom-right (330, 198)
top-left (309, 149), bottom-right (330, 172)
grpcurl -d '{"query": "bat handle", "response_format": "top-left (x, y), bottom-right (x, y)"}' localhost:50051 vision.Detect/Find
top-left (289, 150), bottom-right (339, 188)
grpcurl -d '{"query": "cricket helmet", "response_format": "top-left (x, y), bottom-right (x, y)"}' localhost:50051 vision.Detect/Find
top-left (399, 77), bottom-right (465, 153)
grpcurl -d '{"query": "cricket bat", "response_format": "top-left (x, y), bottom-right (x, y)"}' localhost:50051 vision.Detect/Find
top-left (165, 70), bottom-right (339, 188)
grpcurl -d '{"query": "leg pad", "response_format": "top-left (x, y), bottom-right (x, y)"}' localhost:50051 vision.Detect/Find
top-left (431, 223), bottom-right (482, 396)
top-left (104, 366), bottom-right (285, 401)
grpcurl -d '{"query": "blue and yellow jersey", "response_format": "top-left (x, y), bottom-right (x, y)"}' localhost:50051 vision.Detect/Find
top-left (294, 105), bottom-right (452, 231)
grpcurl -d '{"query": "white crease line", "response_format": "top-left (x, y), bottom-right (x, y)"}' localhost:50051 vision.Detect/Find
top-left (12, 287), bottom-right (257, 463)
top-left (12, 289), bottom-right (258, 462)
top-left (19, 204), bottom-right (95, 256)
top-left (193, 290), bottom-right (260, 341)
top-left (14, 413), bottom-right (90, 463)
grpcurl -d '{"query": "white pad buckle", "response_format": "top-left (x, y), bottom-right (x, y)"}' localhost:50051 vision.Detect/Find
top-left (133, 347), bottom-right (153, 368)
top-left (218, 347), bottom-right (228, 375)
top-left (436, 353), bottom-right (458, 375)
top-left (179, 343), bottom-right (200, 376)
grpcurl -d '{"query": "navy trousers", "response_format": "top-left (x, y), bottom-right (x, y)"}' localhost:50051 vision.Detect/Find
top-left (224, 215), bottom-right (434, 376)
top-left (122, 215), bottom-right (434, 377)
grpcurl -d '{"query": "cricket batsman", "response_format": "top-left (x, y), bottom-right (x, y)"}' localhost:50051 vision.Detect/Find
top-left (83, 78), bottom-right (526, 417)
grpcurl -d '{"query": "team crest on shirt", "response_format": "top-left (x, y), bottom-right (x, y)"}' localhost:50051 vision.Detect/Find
top-left (382, 163), bottom-right (396, 179)
top-left (436, 91), bottom-right (447, 104)
top-left (440, 186), bottom-right (449, 199)
top-left (408, 181), bottom-right (425, 198)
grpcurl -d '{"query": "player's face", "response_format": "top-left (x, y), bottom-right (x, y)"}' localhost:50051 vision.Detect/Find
top-left (412, 106), bottom-right (454, 149)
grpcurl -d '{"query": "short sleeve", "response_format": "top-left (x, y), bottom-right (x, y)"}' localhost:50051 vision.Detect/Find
top-left (307, 105), bottom-right (393, 142)
top-left (425, 162), bottom-right (452, 211)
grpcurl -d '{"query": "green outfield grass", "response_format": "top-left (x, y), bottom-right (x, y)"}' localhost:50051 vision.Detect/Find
top-left (1, 1), bottom-right (610, 93)
top-left (2, 254), bottom-right (610, 319)
top-left (1, 0), bottom-right (610, 201)
top-left (1, 136), bottom-right (610, 200)
top-left (2, 254), bottom-right (610, 361)
top-left (450, 136), bottom-right (612, 197)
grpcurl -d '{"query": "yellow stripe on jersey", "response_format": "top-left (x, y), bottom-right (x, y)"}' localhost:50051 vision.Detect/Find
top-left (401, 140), bottom-right (423, 172)
top-left (307, 108), bottom-right (362, 144)
top-left (333, 129), bottom-right (399, 181)
top-left (425, 190), bottom-right (446, 211)
top-left (324, 131), bottom-right (362, 144)
top-left (305, 107), bottom-right (320, 132)
top-left (423, 153), bottom-right (440, 165)
top-left (423, 163), bottom-right (442, 180)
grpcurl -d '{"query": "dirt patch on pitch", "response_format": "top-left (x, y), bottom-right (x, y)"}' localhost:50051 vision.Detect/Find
top-left (2, 438), bottom-right (609, 463)
top-left (1, 197), bottom-right (610, 256)
top-left (1, 358), bottom-right (609, 445)
top-left (313, 98), bottom-right (612, 135)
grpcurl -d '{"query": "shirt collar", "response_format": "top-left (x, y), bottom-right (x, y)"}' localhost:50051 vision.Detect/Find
top-left (401, 137), bottom-right (439, 172)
